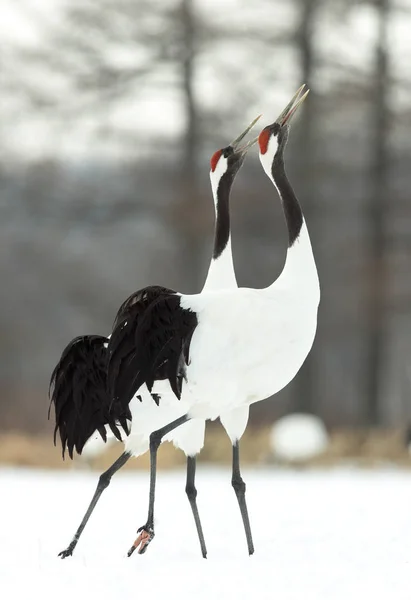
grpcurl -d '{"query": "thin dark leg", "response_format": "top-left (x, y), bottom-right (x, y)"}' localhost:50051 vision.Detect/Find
top-left (232, 441), bottom-right (254, 555)
top-left (127, 414), bottom-right (189, 556)
top-left (185, 456), bottom-right (207, 558)
top-left (58, 451), bottom-right (131, 559)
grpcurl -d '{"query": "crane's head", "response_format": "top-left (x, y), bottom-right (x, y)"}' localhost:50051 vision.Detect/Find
top-left (258, 84), bottom-right (309, 174)
top-left (209, 115), bottom-right (261, 186)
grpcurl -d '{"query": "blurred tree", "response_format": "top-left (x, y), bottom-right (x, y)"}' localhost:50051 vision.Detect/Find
top-left (172, 0), bottom-right (203, 288)
top-left (365, 0), bottom-right (391, 424)
top-left (2, 0), bottom-right (411, 433)
top-left (288, 0), bottom-right (320, 416)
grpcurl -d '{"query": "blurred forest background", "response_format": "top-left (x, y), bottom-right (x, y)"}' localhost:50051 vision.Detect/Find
top-left (1, 0), bottom-right (411, 447)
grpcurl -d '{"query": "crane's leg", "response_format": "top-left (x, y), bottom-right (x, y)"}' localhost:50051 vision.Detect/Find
top-left (58, 451), bottom-right (131, 558)
top-left (127, 414), bottom-right (189, 556)
top-left (232, 441), bottom-right (254, 555)
top-left (185, 456), bottom-right (207, 558)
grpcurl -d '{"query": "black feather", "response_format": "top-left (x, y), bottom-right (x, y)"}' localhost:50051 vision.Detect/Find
top-left (108, 285), bottom-right (177, 403)
top-left (112, 285), bottom-right (176, 331)
top-left (108, 292), bottom-right (198, 406)
top-left (49, 335), bottom-right (131, 459)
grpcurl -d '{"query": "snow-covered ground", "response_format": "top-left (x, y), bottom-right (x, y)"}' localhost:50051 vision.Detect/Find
top-left (1, 466), bottom-right (410, 599)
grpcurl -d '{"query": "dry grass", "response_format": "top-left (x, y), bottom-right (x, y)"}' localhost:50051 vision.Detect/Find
top-left (0, 425), bottom-right (272, 471)
top-left (1, 425), bottom-right (411, 471)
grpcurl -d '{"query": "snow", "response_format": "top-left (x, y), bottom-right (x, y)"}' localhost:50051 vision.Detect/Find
top-left (1, 466), bottom-right (410, 599)
top-left (270, 413), bottom-right (329, 461)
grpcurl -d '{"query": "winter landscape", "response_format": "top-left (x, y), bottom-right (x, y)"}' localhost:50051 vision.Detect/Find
top-left (1, 465), bottom-right (410, 600)
top-left (2, 1), bottom-right (411, 599)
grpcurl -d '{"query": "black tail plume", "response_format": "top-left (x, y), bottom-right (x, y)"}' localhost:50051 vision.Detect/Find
top-left (49, 335), bottom-right (131, 459)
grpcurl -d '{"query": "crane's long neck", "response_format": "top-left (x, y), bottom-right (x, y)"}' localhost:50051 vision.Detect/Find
top-left (268, 154), bottom-right (319, 293)
top-left (202, 171), bottom-right (237, 291)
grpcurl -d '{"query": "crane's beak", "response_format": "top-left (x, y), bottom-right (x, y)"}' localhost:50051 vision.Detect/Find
top-left (275, 84), bottom-right (309, 126)
top-left (230, 114), bottom-right (262, 155)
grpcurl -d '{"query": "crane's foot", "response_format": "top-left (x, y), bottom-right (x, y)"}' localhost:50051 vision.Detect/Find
top-left (58, 542), bottom-right (76, 559)
top-left (127, 524), bottom-right (154, 557)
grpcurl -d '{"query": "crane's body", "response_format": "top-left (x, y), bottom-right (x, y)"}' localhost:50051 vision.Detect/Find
top-left (122, 224), bottom-right (318, 426)
top-left (110, 85), bottom-right (320, 556)
top-left (182, 265), bottom-right (319, 418)
top-left (50, 117), bottom-right (260, 559)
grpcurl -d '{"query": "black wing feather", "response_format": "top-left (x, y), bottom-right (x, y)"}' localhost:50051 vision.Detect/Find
top-left (49, 334), bottom-right (131, 459)
top-left (112, 285), bottom-right (176, 331)
top-left (108, 285), bottom-right (177, 403)
top-left (108, 293), bottom-right (198, 406)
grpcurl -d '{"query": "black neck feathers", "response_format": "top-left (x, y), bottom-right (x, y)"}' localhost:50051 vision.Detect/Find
top-left (213, 170), bottom-right (234, 260)
top-left (271, 154), bottom-right (303, 248)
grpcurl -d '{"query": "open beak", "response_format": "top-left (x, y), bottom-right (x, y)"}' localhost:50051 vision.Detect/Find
top-left (275, 84), bottom-right (309, 126)
top-left (230, 114), bottom-right (262, 155)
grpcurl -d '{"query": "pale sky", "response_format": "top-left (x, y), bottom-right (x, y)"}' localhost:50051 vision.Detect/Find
top-left (1, 0), bottom-right (410, 161)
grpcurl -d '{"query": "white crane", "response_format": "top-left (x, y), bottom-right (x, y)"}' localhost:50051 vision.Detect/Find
top-left (162, 119), bottom-right (260, 557)
top-left (50, 117), bottom-right (260, 559)
top-left (107, 85), bottom-right (320, 556)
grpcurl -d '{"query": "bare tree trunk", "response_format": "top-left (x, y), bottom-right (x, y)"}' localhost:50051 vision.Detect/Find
top-left (176, 0), bottom-right (203, 290)
top-left (290, 0), bottom-right (319, 415)
top-left (181, 0), bottom-right (198, 171)
top-left (365, 0), bottom-right (390, 425)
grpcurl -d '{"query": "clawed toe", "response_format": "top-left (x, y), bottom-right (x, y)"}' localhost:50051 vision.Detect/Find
top-left (127, 526), bottom-right (154, 557)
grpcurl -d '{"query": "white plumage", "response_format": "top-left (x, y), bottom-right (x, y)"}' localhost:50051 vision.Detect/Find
top-left (79, 431), bottom-right (118, 467)
top-left (177, 229), bottom-right (319, 418)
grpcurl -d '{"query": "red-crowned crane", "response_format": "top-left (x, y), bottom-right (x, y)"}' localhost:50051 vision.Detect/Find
top-left (50, 117), bottom-right (260, 559)
top-left (107, 85), bottom-right (320, 556)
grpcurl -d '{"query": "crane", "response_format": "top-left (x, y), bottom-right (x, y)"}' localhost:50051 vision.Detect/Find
top-left (50, 117), bottom-right (260, 559)
top-left (107, 85), bottom-right (320, 556)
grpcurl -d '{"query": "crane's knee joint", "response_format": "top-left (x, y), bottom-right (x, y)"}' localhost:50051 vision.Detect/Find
top-left (99, 471), bottom-right (111, 490)
top-left (149, 430), bottom-right (162, 452)
top-left (185, 483), bottom-right (197, 501)
top-left (232, 475), bottom-right (246, 495)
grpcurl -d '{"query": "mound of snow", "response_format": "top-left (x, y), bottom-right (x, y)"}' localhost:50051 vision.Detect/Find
top-left (270, 413), bottom-right (329, 462)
